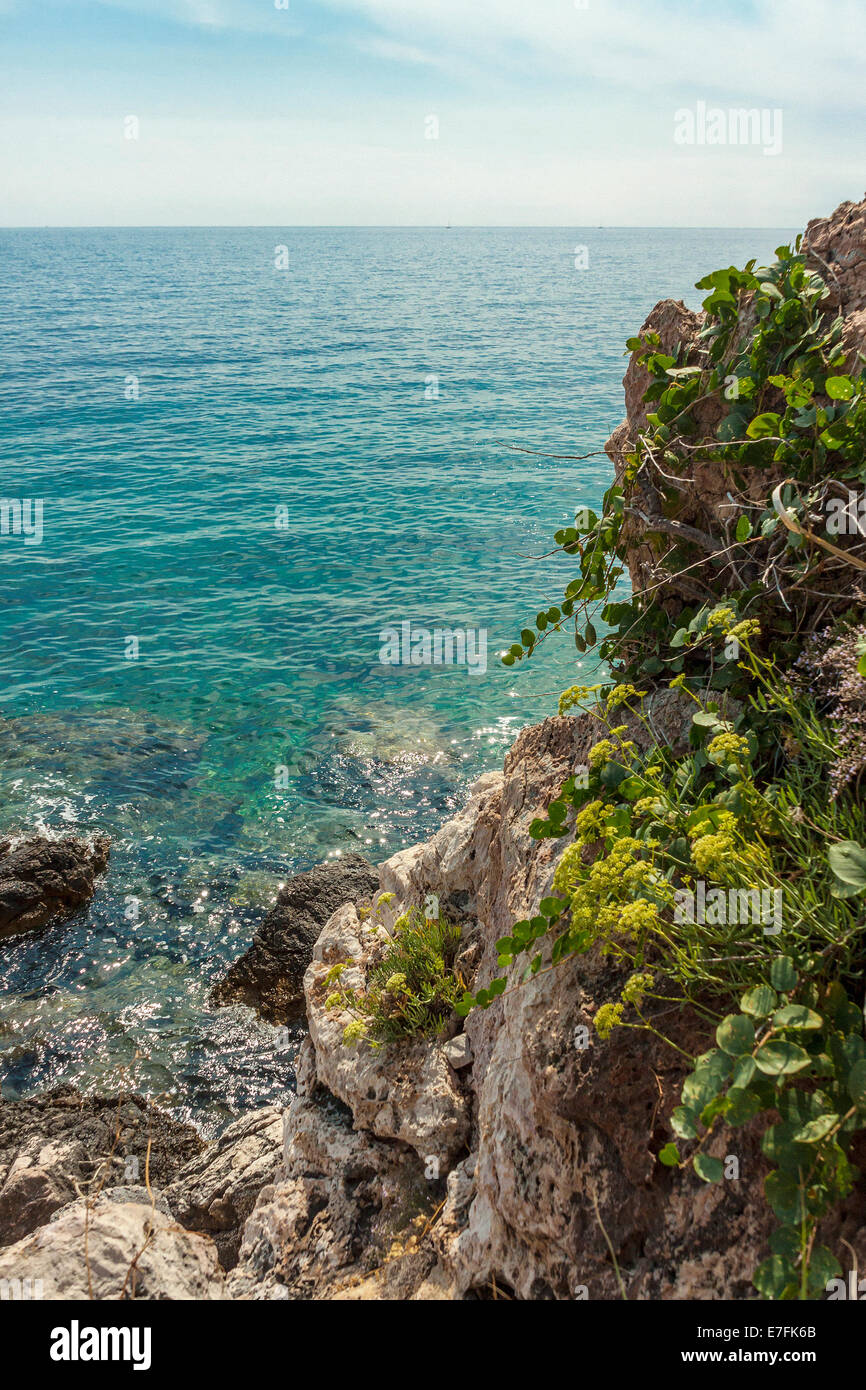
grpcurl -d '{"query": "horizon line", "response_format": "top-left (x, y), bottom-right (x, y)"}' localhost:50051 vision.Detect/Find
top-left (0, 223), bottom-right (797, 231)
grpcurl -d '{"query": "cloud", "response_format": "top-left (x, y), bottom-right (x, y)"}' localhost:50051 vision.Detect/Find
top-left (319, 0), bottom-right (866, 114)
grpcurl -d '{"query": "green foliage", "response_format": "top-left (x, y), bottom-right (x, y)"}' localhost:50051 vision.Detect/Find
top-left (471, 242), bottom-right (866, 1299)
top-left (506, 242), bottom-right (866, 687)
top-left (332, 907), bottom-right (463, 1045)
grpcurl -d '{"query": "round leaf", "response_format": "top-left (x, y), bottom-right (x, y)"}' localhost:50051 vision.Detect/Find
top-left (754, 1040), bottom-right (812, 1077)
top-left (848, 1058), bottom-right (866, 1106)
top-left (753, 1255), bottom-right (797, 1300)
top-left (769, 956), bottom-right (798, 992)
top-left (793, 1114), bottom-right (839, 1144)
top-left (828, 840), bottom-right (866, 894)
top-left (716, 1014), bottom-right (756, 1056)
top-left (740, 985), bottom-right (778, 1018)
top-left (693, 1153), bottom-right (724, 1183)
top-left (772, 1004), bottom-right (822, 1031)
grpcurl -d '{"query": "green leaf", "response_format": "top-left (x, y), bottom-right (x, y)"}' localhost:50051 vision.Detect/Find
top-left (768, 1227), bottom-right (800, 1261)
top-left (755, 1040), bottom-right (812, 1077)
top-left (735, 515), bottom-right (751, 543)
top-left (671, 1106), bottom-right (700, 1141)
top-left (726, 1087), bottom-right (763, 1126)
top-left (538, 897), bottom-right (564, 918)
top-left (732, 1055), bottom-right (757, 1088)
top-left (847, 1058), bottom-right (866, 1106)
top-left (764, 1170), bottom-right (803, 1224)
top-left (769, 956), bottom-right (798, 992)
top-left (693, 1154), bottom-right (724, 1183)
top-left (746, 411), bottom-right (781, 439)
top-left (828, 840), bottom-right (866, 894)
top-left (658, 1142), bottom-right (680, 1167)
top-left (740, 985), bottom-right (778, 1018)
top-left (793, 1114), bottom-right (839, 1144)
top-left (825, 375), bottom-right (855, 401)
top-left (772, 1004), bottom-right (822, 1032)
top-left (716, 1014), bottom-right (756, 1056)
top-left (692, 711), bottom-right (723, 729)
top-left (807, 1246), bottom-right (842, 1292)
top-left (753, 1255), bottom-right (797, 1300)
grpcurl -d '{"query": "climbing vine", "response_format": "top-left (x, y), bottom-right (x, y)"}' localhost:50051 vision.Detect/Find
top-left (467, 242), bottom-right (866, 1299)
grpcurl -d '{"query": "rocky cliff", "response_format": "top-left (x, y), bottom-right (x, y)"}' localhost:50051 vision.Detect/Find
top-left (5, 193), bottom-right (866, 1301)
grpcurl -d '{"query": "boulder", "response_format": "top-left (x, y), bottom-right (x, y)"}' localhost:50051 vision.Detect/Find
top-left (304, 901), bottom-right (470, 1167)
top-left (0, 1195), bottom-right (223, 1300)
top-left (210, 854), bottom-right (379, 1023)
top-left (0, 834), bottom-right (110, 940)
top-left (166, 1107), bottom-right (283, 1269)
top-left (0, 1087), bottom-right (203, 1247)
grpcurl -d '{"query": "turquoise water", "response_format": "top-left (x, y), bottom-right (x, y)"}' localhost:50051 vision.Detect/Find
top-left (0, 227), bottom-right (792, 1129)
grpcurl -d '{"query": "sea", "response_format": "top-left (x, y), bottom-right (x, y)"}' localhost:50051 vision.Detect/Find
top-left (0, 226), bottom-right (792, 1131)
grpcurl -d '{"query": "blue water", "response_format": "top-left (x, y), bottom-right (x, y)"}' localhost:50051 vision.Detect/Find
top-left (0, 227), bottom-right (792, 1130)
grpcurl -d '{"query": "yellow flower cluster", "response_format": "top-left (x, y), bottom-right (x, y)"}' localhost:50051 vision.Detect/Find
top-left (706, 606), bottom-right (737, 632)
top-left (558, 683), bottom-right (602, 716)
top-left (725, 619), bottom-right (761, 644)
top-left (594, 1002), bottom-right (625, 1039)
top-left (342, 1019), bottom-right (368, 1046)
top-left (605, 683), bottom-right (647, 712)
top-left (622, 971), bottom-right (655, 1007)
top-left (552, 828), bottom-right (673, 957)
top-left (588, 733), bottom-right (637, 771)
top-left (689, 809), bottom-right (739, 878)
top-left (575, 799), bottom-right (609, 842)
top-left (707, 732), bottom-right (750, 764)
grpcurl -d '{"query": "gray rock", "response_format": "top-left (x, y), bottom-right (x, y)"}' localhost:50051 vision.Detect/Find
top-left (443, 1035), bottom-right (473, 1070)
top-left (210, 853), bottom-right (379, 1023)
top-left (166, 1107), bottom-right (283, 1269)
top-left (0, 1195), bottom-right (223, 1300)
top-left (0, 834), bottom-right (110, 940)
top-left (0, 1087), bottom-right (203, 1247)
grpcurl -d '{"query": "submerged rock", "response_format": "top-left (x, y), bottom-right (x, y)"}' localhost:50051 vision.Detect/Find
top-left (210, 853), bottom-right (379, 1023)
top-left (0, 833), bottom-right (110, 941)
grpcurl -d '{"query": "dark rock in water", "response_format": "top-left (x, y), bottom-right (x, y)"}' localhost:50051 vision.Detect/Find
top-left (0, 834), bottom-right (110, 941)
top-left (0, 1085), bottom-right (203, 1247)
top-left (211, 853), bottom-right (379, 1024)
top-left (166, 1107), bottom-right (283, 1269)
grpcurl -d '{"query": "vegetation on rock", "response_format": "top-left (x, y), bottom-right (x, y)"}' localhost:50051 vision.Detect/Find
top-left (468, 236), bottom-right (866, 1300)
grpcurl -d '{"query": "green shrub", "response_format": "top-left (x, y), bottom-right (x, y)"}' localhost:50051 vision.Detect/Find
top-left (332, 907), bottom-right (462, 1046)
top-left (466, 241), bottom-right (866, 1300)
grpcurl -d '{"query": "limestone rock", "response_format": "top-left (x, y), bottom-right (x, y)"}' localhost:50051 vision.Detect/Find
top-left (166, 1107), bottom-right (283, 1269)
top-left (0, 1195), bottom-right (223, 1300)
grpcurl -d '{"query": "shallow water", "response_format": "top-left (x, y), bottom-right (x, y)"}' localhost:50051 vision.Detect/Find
top-left (0, 226), bottom-right (792, 1131)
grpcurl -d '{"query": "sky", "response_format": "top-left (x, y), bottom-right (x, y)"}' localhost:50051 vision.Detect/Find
top-left (0, 0), bottom-right (864, 226)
